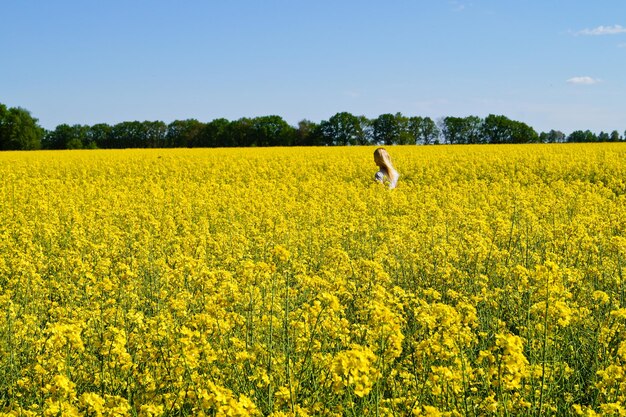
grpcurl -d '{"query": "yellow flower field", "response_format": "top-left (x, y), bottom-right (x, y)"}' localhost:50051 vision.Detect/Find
top-left (1, 144), bottom-right (625, 416)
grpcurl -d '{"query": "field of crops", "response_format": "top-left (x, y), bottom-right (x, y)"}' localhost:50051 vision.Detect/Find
top-left (1, 144), bottom-right (625, 416)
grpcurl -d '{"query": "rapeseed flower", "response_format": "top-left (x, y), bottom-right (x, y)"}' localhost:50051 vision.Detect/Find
top-left (2, 144), bottom-right (626, 415)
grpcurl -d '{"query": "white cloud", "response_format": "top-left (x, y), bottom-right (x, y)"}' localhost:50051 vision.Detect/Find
top-left (576, 24), bottom-right (626, 36)
top-left (566, 76), bottom-right (601, 85)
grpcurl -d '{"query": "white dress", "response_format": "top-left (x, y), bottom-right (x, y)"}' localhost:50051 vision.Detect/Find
top-left (375, 170), bottom-right (399, 189)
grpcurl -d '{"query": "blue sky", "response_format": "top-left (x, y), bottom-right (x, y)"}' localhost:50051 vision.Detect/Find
top-left (2, 1), bottom-right (625, 135)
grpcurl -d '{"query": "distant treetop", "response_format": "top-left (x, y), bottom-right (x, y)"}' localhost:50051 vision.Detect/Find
top-left (1, 102), bottom-right (624, 150)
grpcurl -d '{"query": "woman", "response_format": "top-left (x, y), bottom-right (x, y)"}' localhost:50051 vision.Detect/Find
top-left (373, 147), bottom-right (399, 189)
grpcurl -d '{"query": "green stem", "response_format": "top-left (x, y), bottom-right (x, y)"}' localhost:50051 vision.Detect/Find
top-left (537, 271), bottom-right (550, 417)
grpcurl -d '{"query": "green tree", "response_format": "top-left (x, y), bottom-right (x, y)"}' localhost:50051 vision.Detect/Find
top-left (540, 130), bottom-right (566, 143)
top-left (227, 118), bottom-right (254, 147)
top-left (482, 114), bottom-right (538, 144)
top-left (0, 105), bottom-right (44, 150)
top-left (319, 112), bottom-right (363, 146)
top-left (44, 124), bottom-right (90, 149)
top-left (567, 130), bottom-right (597, 143)
top-left (356, 115), bottom-right (372, 145)
top-left (295, 119), bottom-right (321, 146)
top-left (439, 116), bottom-right (483, 144)
top-left (250, 115), bottom-right (296, 147)
top-left (567, 130), bottom-right (585, 142)
top-left (482, 114), bottom-right (511, 144)
top-left (609, 130), bottom-right (621, 142)
top-left (196, 118), bottom-right (231, 147)
top-left (89, 124), bottom-right (112, 148)
top-left (166, 119), bottom-right (204, 147)
top-left (407, 116), bottom-right (439, 145)
top-left (109, 121), bottom-right (145, 148)
top-left (439, 117), bottom-right (461, 144)
top-left (465, 116), bottom-right (484, 144)
top-left (597, 131), bottom-right (610, 142)
top-left (372, 113), bottom-right (400, 145)
top-left (143, 121), bottom-right (168, 148)
top-left (394, 113), bottom-right (413, 145)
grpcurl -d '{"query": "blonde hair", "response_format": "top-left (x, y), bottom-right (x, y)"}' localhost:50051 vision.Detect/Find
top-left (374, 147), bottom-right (399, 185)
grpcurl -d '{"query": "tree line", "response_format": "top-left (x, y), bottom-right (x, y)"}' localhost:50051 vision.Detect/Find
top-left (1, 103), bottom-right (625, 151)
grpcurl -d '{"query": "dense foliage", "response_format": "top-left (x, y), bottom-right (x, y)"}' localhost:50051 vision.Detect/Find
top-left (41, 114), bottom-right (624, 150)
top-left (1, 102), bottom-right (624, 150)
top-left (0, 104), bottom-right (45, 150)
top-left (1, 144), bottom-right (626, 416)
